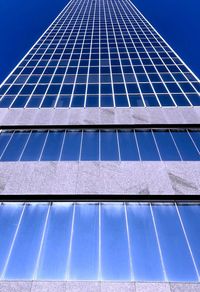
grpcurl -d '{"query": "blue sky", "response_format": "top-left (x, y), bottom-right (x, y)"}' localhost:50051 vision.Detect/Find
top-left (0, 0), bottom-right (199, 84)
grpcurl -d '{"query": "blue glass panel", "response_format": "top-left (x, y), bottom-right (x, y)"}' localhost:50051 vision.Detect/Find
top-left (0, 131), bottom-right (12, 157)
top-left (100, 95), bottom-right (113, 107)
top-left (81, 131), bottom-right (99, 161)
top-left (100, 131), bottom-right (119, 161)
top-left (178, 205), bottom-right (200, 274)
top-left (153, 205), bottom-right (198, 281)
top-left (1, 131), bottom-right (29, 161)
top-left (129, 94), bottom-right (144, 107)
top-left (172, 94), bottom-right (190, 106)
top-left (136, 130), bottom-right (160, 160)
top-left (61, 131), bottom-right (81, 161)
top-left (118, 131), bottom-right (139, 161)
top-left (4, 204), bottom-right (48, 279)
top-left (153, 130), bottom-right (181, 161)
top-left (71, 95), bottom-right (85, 107)
top-left (157, 94), bottom-right (175, 106)
top-left (37, 204), bottom-right (73, 279)
top-left (86, 95), bottom-right (99, 107)
top-left (115, 95), bottom-right (129, 107)
top-left (56, 95), bottom-right (70, 107)
top-left (0, 204), bottom-right (23, 275)
top-left (70, 204), bottom-right (99, 280)
top-left (41, 131), bottom-right (64, 161)
top-left (21, 131), bottom-right (47, 161)
top-left (11, 96), bottom-right (29, 108)
top-left (101, 204), bottom-right (130, 280)
top-left (26, 95), bottom-right (43, 108)
top-left (189, 130), bottom-right (200, 152)
top-left (143, 94), bottom-right (159, 106)
top-left (171, 130), bottom-right (200, 161)
top-left (127, 204), bottom-right (164, 281)
top-left (0, 96), bottom-right (15, 107)
top-left (41, 95), bottom-right (57, 107)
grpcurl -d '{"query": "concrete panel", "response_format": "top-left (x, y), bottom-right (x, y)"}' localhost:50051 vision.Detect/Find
top-left (76, 162), bottom-right (102, 194)
top-left (0, 107), bottom-right (199, 126)
top-left (0, 281), bottom-right (32, 292)
top-left (170, 282), bottom-right (200, 292)
top-left (65, 281), bottom-right (101, 292)
top-left (31, 281), bottom-right (66, 292)
top-left (101, 282), bottom-right (135, 292)
top-left (0, 161), bottom-right (199, 196)
top-left (135, 282), bottom-right (171, 292)
top-left (166, 162), bottom-right (200, 195)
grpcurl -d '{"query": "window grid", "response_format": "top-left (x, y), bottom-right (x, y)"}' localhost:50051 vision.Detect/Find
top-left (0, 0), bottom-right (199, 108)
top-left (0, 202), bottom-right (200, 281)
top-left (0, 128), bottom-right (199, 162)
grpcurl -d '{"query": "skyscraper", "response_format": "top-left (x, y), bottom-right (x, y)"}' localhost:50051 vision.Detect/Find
top-left (0, 0), bottom-right (199, 291)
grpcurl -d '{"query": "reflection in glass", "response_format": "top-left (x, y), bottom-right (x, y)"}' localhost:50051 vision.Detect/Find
top-left (41, 131), bottom-right (64, 161)
top-left (21, 131), bottom-right (47, 161)
top-left (70, 204), bottom-right (99, 279)
top-left (101, 131), bottom-right (119, 160)
top-left (0, 204), bottom-right (23, 276)
top-left (118, 131), bottom-right (139, 161)
top-left (1, 131), bottom-right (29, 161)
top-left (81, 131), bottom-right (99, 160)
top-left (37, 204), bottom-right (73, 279)
top-left (101, 204), bottom-right (130, 280)
top-left (153, 205), bottom-right (198, 281)
top-left (127, 204), bottom-right (164, 281)
top-left (5, 204), bottom-right (48, 279)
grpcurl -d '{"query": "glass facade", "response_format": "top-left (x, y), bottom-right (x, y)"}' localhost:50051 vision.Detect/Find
top-left (0, 129), bottom-right (199, 161)
top-left (0, 203), bottom-right (199, 281)
top-left (0, 0), bottom-right (199, 108)
top-left (0, 0), bottom-right (199, 285)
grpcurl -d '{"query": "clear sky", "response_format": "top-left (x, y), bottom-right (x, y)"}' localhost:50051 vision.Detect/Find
top-left (0, 0), bottom-right (199, 84)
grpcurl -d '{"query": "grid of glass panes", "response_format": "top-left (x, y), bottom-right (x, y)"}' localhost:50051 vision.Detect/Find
top-left (0, 0), bottom-right (199, 108)
top-left (0, 202), bottom-right (200, 281)
top-left (0, 129), bottom-right (199, 161)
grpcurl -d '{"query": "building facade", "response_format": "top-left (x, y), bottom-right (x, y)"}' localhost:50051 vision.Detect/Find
top-left (0, 0), bottom-right (200, 291)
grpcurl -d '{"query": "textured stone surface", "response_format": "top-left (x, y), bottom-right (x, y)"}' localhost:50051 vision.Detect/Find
top-left (170, 283), bottom-right (200, 292)
top-left (0, 107), bottom-right (199, 126)
top-left (65, 281), bottom-right (101, 292)
top-left (0, 161), bottom-right (199, 195)
top-left (136, 282), bottom-right (171, 292)
top-left (101, 282), bottom-right (135, 292)
top-left (31, 281), bottom-right (66, 292)
top-left (0, 281), bottom-right (32, 292)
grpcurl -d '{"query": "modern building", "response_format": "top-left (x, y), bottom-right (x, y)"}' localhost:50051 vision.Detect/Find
top-left (0, 0), bottom-right (199, 291)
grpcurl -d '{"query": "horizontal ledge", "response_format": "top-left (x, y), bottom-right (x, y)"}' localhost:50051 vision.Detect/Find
top-left (0, 194), bottom-right (200, 202)
top-left (0, 124), bottom-right (200, 130)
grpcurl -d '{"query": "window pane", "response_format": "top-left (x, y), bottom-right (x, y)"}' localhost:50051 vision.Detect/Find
top-left (153, 130), bottom-right (181, 161)
top-left (37, 204), bottom-right (73, 279)
top-left (136, 130), bottom-right (160, 160)
top-left (0, 131), bottom-right (12, 157)
top-left (21, 131), bottom-right (47, 161)
top-left (61, 131), bottom-right (81, 161)
top-left (100, 131), bottom-right (119, 160)
top-left (81, 131), bottom-right (99, 161)
top-left (4, 204), bottom-right (48, 279)
top-left (0, 204), bottom-right (23, 275)
top-left (70, 204), bottom-right (99, 280)
top-left (1, 131), bottom-right (29, 161)
top-left (101, 204), bottom-right (130, 280)
top-left (41, 131), bottom-right (64, 161)
top-left (189, 130), bottom-right (200, 152)
top-left (171, 130), bottom-right (200, 161)
top-left (153, 205), bottom-right (198, 281)
top-left (178, 205), bottom-right (200, 274)
top-left (127, 204), bottom-right (164, 281)
top-left (118, 131), bottom-right (139, 160)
